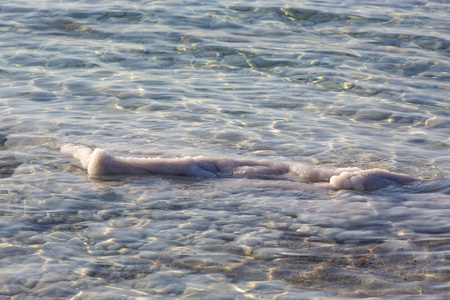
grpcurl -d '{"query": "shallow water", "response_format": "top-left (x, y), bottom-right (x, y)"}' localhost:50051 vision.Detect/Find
top-left (1, 0), bottom-right (449, 298)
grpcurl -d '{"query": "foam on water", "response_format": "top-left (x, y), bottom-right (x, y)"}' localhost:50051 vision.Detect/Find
top-left (61, 144), bottom-right (417, 191)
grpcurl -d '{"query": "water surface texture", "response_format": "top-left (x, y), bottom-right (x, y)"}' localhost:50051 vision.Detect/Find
top-left (1, 0), bottom-right (449, 298)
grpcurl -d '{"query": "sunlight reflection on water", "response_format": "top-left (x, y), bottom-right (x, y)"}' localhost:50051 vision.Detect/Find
top-left (0, 0), bottom-right (449, 298)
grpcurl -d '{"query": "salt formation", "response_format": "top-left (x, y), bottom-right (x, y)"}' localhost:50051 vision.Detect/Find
top-left (61, 144), bottom-right (417, 191)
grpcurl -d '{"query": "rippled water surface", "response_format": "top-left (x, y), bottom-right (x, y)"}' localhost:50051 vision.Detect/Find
top-left (1, 0), bottom-right (449, 298)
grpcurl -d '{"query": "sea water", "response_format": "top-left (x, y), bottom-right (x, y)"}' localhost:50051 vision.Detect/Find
top-left (0, 0), bottom-right (449, 298)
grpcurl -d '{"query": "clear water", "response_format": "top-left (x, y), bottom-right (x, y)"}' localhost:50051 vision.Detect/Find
top-left (1, 0), bottom-right (449, 298)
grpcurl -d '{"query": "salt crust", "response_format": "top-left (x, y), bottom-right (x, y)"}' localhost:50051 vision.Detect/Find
top-left (61, 144), bottom-right (417, 191)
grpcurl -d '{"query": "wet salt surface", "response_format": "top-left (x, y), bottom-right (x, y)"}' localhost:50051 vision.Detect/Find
top-left (1, 0), bottom-right (450, 298)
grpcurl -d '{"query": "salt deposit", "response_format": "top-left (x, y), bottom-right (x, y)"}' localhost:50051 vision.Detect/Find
top-left (61, 144), bottom-right (417, 191)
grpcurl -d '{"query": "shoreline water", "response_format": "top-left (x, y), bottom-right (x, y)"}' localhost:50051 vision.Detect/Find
top-left (1, 0), bottom-right (449, 298)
